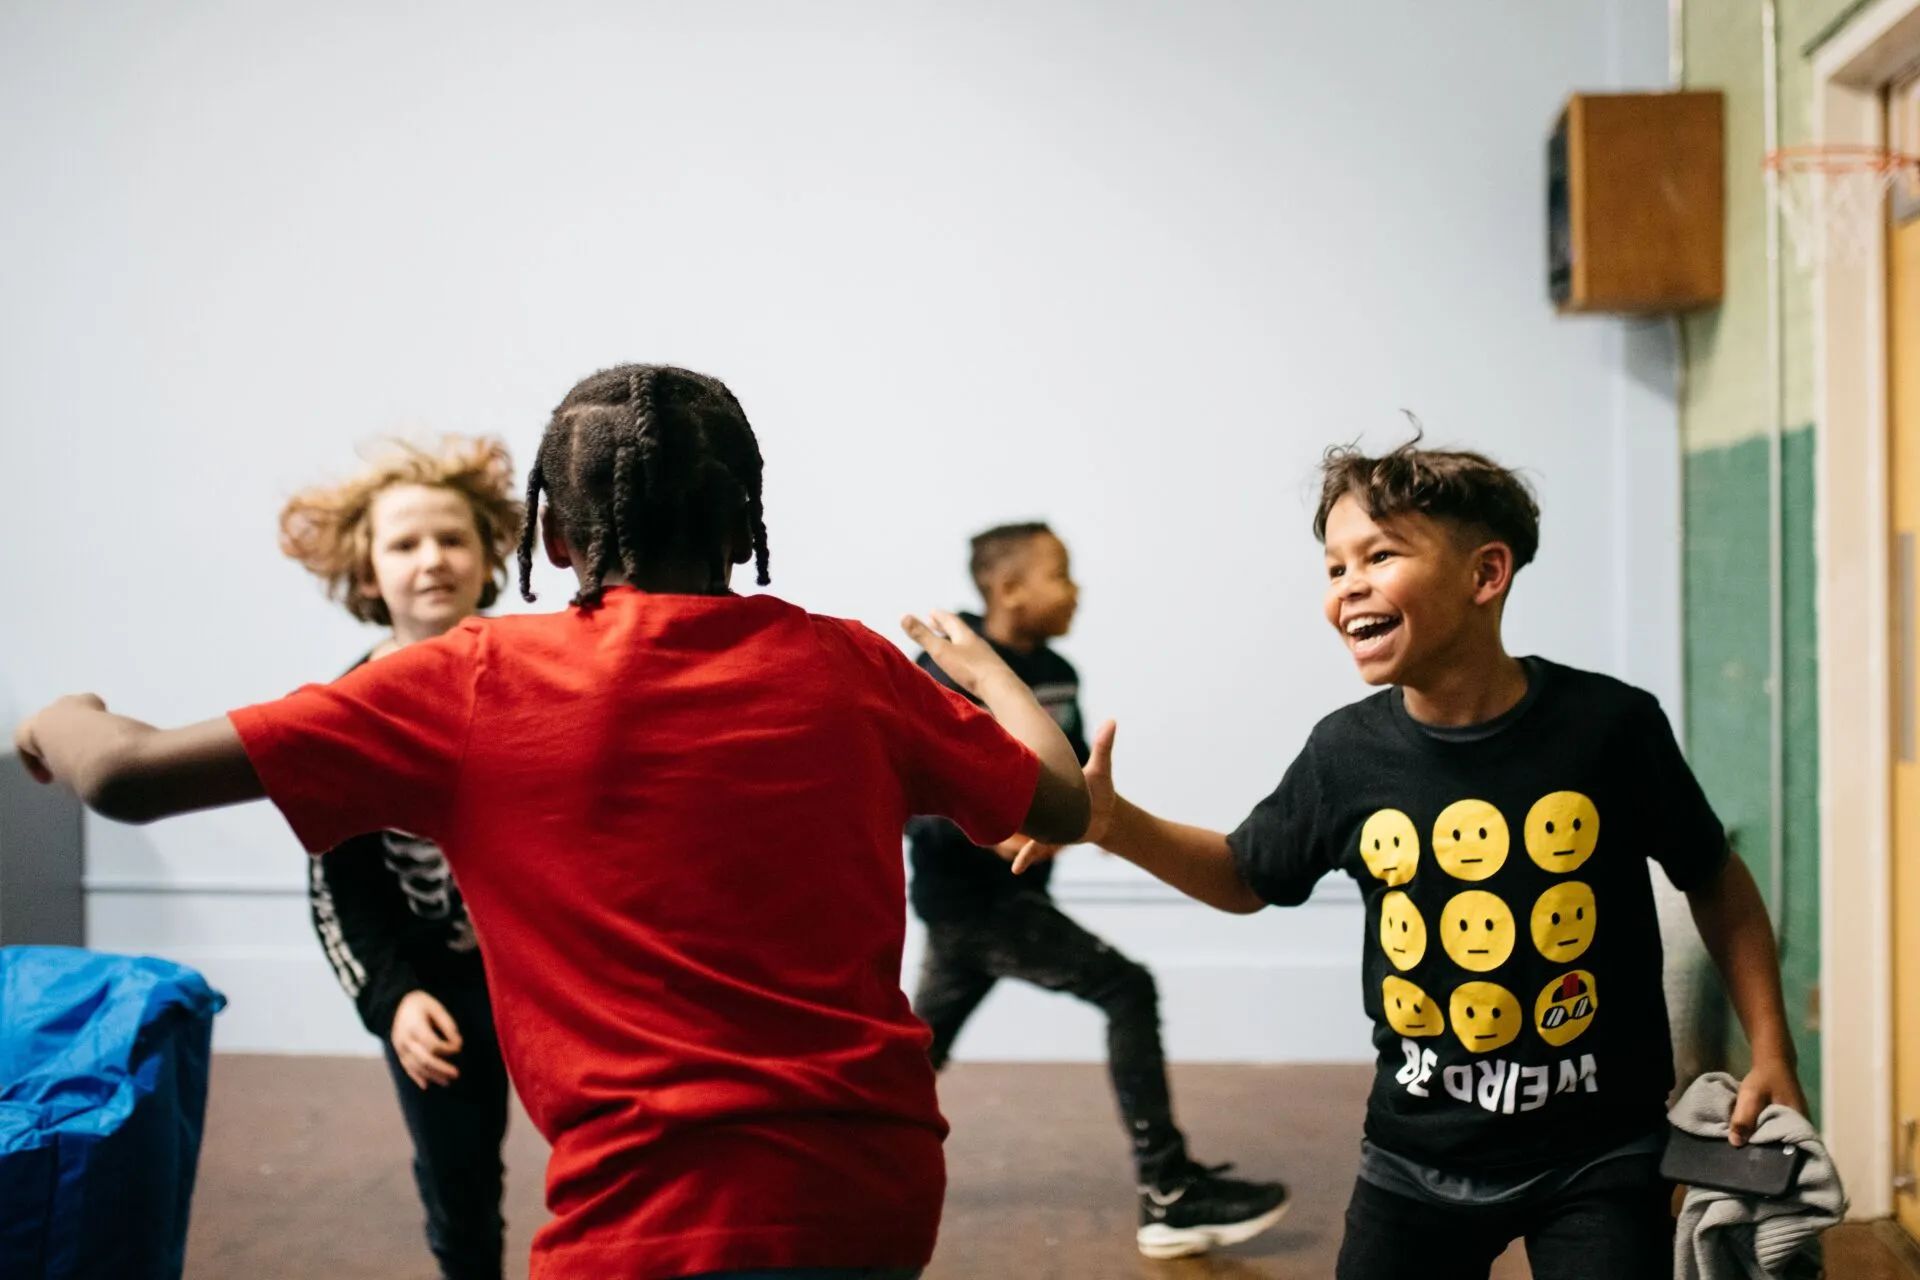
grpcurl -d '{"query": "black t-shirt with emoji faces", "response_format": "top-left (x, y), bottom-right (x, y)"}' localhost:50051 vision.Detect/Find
top-left (1228, 659), bottom-right (1727, 1176)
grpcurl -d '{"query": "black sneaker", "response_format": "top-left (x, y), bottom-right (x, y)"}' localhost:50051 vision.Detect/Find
top-left (1135, 1161), bottom-right (1291, 1259)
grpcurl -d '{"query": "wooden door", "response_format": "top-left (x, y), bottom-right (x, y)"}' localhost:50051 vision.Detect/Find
top-left (1890, 66), bottom-right (1920, 1244)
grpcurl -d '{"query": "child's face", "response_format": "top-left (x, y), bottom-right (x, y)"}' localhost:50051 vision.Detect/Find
top-left (364, 484), bottom-right (488, 641)
top-left (1321, 494), bottom-right (1491, 687)
top-left (993, 532), bottom-right (1079, 641)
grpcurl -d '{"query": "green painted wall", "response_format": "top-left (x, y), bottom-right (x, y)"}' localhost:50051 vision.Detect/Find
top-left (1681, 428), bottom-right (1823, 1111)
top-left (1677, 0), bottom-right (1863, 1115)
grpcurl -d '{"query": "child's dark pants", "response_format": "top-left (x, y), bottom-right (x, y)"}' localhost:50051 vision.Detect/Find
top-left (381, 980), bottom-right (511, 1280)
top-left (912, 890), bottom-right (1189, 1186)
top-left (1335, 1154), bottom-right (1673, 1280)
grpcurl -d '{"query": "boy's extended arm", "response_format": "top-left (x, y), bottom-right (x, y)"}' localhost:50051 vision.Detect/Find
top-left (903, 611), bottom-right (1090, 845)
top-left (1686, 850), bottom-right (1807, 1144)
top-left (1015, 721), bottom-right (1265, 914)
top-left (14, 694), bottom-right (262, 822)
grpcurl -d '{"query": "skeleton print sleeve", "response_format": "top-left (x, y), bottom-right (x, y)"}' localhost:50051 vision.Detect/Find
top-left (308, 833), bottom-right (424, 1038)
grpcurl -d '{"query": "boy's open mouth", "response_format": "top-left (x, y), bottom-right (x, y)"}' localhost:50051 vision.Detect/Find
top-left (1344, 613), bottom-right (1402, 657)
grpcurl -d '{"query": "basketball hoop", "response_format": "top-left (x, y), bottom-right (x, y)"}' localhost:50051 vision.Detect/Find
top-left (1763, 144), bottom-right (1920, 269)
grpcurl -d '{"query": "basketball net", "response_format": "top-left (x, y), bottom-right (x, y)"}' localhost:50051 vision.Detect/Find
top-left (1764, 144), bottom-right (1920, 270)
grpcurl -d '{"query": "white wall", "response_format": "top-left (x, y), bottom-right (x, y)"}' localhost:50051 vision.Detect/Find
top-left (0, 0), bottom-right (1678, 1059)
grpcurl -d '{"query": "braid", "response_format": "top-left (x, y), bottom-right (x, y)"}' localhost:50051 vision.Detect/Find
top-left (612, 367), bottom-right (656, 584)
top-left (516, 461), bottom-right (545, 602)
top-left (611, 438), bottom-right (640, 584)
top-left (749, 497), bottom-right (771, 586)
top-left (575, 520), bottom-right (609, 609)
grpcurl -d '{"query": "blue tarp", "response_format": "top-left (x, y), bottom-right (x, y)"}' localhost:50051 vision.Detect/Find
top-left (0, 947), bottom-right (226, 1280)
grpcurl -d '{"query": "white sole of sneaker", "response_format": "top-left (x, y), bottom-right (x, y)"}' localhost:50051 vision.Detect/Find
top-left (1135, 1198), bottom-right (1292, 1260)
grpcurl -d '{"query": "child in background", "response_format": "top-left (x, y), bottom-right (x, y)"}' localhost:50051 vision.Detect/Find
top-left (14, 364), bottom-right (1090, 1280)
top-left (907, 521), bottom-right (1289, 1260)
top-left (1014, 442), bottom-right (1805, 1279)
top-left (279, 436), bottom-right (523, 1280)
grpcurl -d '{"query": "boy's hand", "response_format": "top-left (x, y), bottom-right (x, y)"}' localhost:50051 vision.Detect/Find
top-left (13, 694), bottom-right (109, 783)
top-left (900, 610), bottom-right (1018, 699)
top-left (390, 990), bottom-right (463, 1089)
top-left (1012, 719), bottom-right (1118, 874)
top-left (1008, 839), bottom-right (1064, 873)
top-left (1728, 1055), bottom-right (1807, 1146)
top-left (989, 836), bottom-right (1037, 863)
top-left (13, 718), bottom-right (50, 783)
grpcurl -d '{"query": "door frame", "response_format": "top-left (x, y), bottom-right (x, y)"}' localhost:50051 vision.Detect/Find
top-left (1812, 0), bottom-right (1920, 1222)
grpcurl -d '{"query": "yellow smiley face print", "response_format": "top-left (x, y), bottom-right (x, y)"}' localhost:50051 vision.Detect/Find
top-left (1359, 809), bottom-right (1420, 886)
top-left (1431, 799), bottom-right (1510, 881)
top-left (1439, 890), bottom-right (1516, 972)
top-left (1530, 881), bottom-right (1597, 961)
top-left (1525, 791), bottom-right (1600, 872)
top-left (1378, 891), bottom-right (1428, 971)
top-left (1534, 970), bottom-right (1599, 1047)
top-left (1382, 975), bottom-right (1445, 1038)
top-left (1449, 981), bottom-right (1521, 1053)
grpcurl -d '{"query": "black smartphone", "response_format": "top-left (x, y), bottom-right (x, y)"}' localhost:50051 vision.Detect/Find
top-left (1659, 1128), bottom-right (1806, 1198)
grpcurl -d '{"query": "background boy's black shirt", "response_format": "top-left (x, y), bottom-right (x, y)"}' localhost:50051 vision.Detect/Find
top-left (1227, 660), bottom-right (1727, 1176)
top-left (906, 614), bottom-right (1090, 923)
top-left (307, 654), bottom-right (488, 1037)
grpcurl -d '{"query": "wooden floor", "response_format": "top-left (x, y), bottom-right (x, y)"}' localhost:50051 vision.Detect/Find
top-left (183, 1056), bottom-right (1915, 1279)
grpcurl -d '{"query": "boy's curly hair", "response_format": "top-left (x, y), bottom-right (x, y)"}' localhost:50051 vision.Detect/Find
top-left (1314, 435), bottom-right (1540, 571)
top-left (279, 435), bottom-right (526, 626)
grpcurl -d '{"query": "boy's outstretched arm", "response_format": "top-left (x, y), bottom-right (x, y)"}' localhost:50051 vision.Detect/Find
top-left (14, 694), bottom-right (262, 823)
top-left (1686, 850), bottom-right (1806, 1145)
top-left (903, 610), bottom-right (1089, 846)
top-left (1016, 721), bottom-right (1265, 915)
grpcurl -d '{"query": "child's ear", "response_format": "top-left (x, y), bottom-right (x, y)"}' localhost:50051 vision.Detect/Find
top-left (1471, 542), bottom-right (1515, 606)
top-left (542, 508), bottom-right (573, 570)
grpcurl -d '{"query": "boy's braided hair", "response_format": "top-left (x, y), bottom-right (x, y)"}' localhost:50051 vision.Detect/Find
top-left (1314, 436), bottom-right (1540, 571)
top-left (518, 364), bottom-right (770, 607)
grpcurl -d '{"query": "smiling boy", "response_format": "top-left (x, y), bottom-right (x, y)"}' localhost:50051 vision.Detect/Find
top-left (1013, 442), bottom-right (1804, 1278)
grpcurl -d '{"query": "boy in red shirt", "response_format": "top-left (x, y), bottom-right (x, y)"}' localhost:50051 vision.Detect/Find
top-left (14, 364), bottom-right (1091, 1280)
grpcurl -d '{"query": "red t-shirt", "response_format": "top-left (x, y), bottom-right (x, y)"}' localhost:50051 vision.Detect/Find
top-left (229, 589), bottom-right (1039, 1280)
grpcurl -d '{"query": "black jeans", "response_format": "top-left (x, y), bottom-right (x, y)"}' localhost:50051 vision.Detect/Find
top-left (1334, 1159), bottom-right (1673, 1280)
top-left (381, 981), bottom-right (511, 1280)
top-left (912, 891), bottom-right (1188, 1185)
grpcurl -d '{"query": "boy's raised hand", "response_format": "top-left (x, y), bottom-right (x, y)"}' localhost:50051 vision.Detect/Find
top-left (901, 608), bottom-right (1090, 847)
top-left (1012, 719), bottom-right (1118, 874)
top-left (900, 610), bottom-right (1018, 698)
